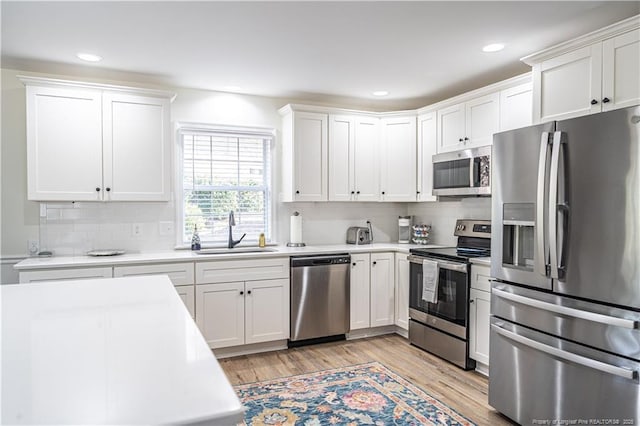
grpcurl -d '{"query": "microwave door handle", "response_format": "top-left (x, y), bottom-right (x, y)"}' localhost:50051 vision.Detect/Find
top-left (469, 158), bottom-right (476, 188)
top-left (536, 132), bottom-right (551, 277)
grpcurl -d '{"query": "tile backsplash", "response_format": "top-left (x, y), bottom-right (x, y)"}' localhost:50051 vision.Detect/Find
top-left (39, 202), bottom-right (177, 256)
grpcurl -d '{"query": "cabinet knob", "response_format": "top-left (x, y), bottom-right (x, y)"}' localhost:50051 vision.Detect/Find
top-left (247, 290), bottom-right (252, 295)
top-left (591, 99), bottom-right (598, 105)
top-left (602, 97), bottom-right (611, 103)
top-left (351, 191), bottom-right (355, 194)
top-left (372, 261), bottom-right (377, 265)
top-left (381, 191), bottom-right (385, 195)
top-left (356, 191), bottom-right (360, 194)
top-left (459, 138), bottom-right (463, 142)
top-left (464, 137), bottom-right (469, 141)
top-left (295, 190), bottom-right (300, 194)
top-left (240, 291), bottom-right (244, 295)
top-left (470, 299), bottom-right (474, 304)
top-left (416, 191), bottom-right (421, 194)
top-left (95, 187), bottom-right (101, 192)
top-left (106, 187), bottom-right (111, 192)
top-left (352, 262), bottom-right (356, 266)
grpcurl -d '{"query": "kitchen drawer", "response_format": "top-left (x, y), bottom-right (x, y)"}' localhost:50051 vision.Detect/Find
top-left (195, 257), bottom-right (289, 284)
top-left (471, 264), bottom-right (491, 292)
top-left (113, 262), bottom-right (195, 286)
top-left (19, 267), bottom-right (113, 283)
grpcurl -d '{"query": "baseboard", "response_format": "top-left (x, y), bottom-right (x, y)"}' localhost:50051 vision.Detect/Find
top-left (474, 361), bottom-right (489, 376)
top-left (213, 340), bottom-right (288, 359)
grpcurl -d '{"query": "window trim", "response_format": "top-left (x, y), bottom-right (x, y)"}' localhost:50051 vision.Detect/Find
top-left (174, 121), bottom-right (276, 248)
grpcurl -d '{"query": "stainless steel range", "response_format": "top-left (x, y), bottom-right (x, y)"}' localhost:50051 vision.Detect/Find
top-left (408, 219), bottom-right (491, 370)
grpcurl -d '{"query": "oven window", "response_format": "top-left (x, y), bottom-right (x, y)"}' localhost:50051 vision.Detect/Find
top-left (409, 262), bottom-right (468, 326)
top-left (433, 159), bottom-right (471, 189)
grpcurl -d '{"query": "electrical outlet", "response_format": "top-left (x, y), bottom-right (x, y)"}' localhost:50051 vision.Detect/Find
top-left (159, 221), bottom-right (174, 236)
top-left (28, 239), bottom-right (39, 255)
top-left (132, 223), bottom-right (144, 237)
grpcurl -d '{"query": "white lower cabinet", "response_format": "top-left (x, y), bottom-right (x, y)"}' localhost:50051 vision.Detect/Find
top-left (469, 264), bottom-right (492, 367)
top-left (394, 253), bottom-right (410, 331)
top-left (113, 262), bottom-right (195, 318)
top-left (19, 267), bottom-right (113, 283)
top-left (175, 285), bottom-right (195, 319)
top-left (195, 279), bottom-right (289, 349)
top-left (370, 252), bottom-right (395, 327)
top-left (349, 252), bottom-right (395, 330)
top-left (350, 253), bottom-right (371, 330)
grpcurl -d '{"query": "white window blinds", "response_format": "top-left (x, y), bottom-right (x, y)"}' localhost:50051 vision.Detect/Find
top-left (181, 128), bottom-right (272, 244)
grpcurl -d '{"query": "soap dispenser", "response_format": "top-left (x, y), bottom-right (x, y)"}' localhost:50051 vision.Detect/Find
top-left (191, 225), bottom-right (201, 251)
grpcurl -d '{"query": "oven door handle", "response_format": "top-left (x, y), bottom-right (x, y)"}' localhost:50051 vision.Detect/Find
top-left (407, 255), bottom-right (467, 273)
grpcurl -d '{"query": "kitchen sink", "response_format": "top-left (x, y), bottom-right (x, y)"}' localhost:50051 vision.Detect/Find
top-left (195, 247), bottom-right (278, 255)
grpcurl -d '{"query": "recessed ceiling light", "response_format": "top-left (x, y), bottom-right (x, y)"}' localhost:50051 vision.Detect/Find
top-left (372, 91), bottom-right (389, 97)
top-left (482, 43), bottom-right (505, 53)
top-left (76, 52), bottom-right (102, 62)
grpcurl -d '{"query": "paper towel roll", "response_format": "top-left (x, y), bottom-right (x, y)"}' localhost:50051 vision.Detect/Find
top-left (290, 212), bottom-right (303, 244)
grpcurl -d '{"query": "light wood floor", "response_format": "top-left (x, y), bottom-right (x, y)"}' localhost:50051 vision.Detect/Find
top-left (218, 334), bottom-right (515, 425)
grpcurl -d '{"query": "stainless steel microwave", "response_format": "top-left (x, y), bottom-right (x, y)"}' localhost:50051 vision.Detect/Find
top-left (432, 145), bottom-right (491, 196)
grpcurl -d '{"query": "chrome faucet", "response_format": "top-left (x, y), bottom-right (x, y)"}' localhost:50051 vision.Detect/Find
top-left (228, 210), bottom-right (246, 249)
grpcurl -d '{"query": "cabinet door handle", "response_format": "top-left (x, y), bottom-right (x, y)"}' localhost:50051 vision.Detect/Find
top-left (96, 187), bottom-right (101, 192)
top-left (295, 190), bottom-right (300, 194)
top-left (464, 137), bottom-right (469, 141)
top-left (106, 187), bottom-right (111, 192)
top-left (591, 99), bottom-right (598, 105)
top-left (381, 191), bottom-right (385, 195)
top-left (459, 138), bottom-right (463, 142)
top-left (356, 190), bottom-right (360, 194)
top-left (352, 263), bottom-right (356, 266)
top-left (416, 191), bottom-right (420, 194)
top-left (247, 290), bottom-right (252, 295)
top-left (602, 97), bottom-right (610, 103)
top-left (470, 299), bottom-right (475, 304)
top-left (351, 191), bottom-right (355, 194)
top-left (240, 291), bottom-right (244, 295)
top-left (372, 261), bottom-right (377, 265)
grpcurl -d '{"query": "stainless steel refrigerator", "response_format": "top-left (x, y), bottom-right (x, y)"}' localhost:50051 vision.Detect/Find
top-left (490, 105), bottom-right (640, 424)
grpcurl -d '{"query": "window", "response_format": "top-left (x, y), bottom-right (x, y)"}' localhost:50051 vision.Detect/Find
top-left (179, 124), bottom-right (273, 245)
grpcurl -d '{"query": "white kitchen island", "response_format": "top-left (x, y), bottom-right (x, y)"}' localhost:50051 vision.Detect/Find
top-left (0, 275), bottom-right (244, 425)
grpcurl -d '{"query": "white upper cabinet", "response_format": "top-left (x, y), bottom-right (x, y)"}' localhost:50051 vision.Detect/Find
top-left (532, 45), bottom-right (603, 122)
top-left (602, 28), bottom-right (640, 111)
top-left (280, 109), bottom-right (328, 202)
top-left (380, 116), bottom-right (417, 201)
top-left (525, 18), bottom-right (640, 123)
top-left (499, 82), bottom-right (533, 131)
top-left (328, 115), bottom-right (379, 201)
top-left (21, 77), bottom-right (174, 202)
top-left (102, 93), bottom-right (171, 201)
top-left (25, 85), bottom-right (104, 201)
top-left (416, 112), bottom-right (437, 202)
top-left (436, 93), bottom-right (499, 153)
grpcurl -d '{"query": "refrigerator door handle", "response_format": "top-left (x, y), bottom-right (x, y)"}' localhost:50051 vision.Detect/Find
top-left (493, 287), bottom-right (638, 329)
top-left (548, 131), bottom-right (565, 279)
top-left (536, 132), bottom-right (551, 277)
top-left (491, 324), bottom-right (637, 380)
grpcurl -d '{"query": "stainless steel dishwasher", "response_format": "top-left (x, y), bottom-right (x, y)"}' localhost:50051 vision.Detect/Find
top-left (289, 254), bottom-right (351, 346)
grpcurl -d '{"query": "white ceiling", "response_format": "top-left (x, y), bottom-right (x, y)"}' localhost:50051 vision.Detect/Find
top-left (2, 1), bottom-right (639, 110)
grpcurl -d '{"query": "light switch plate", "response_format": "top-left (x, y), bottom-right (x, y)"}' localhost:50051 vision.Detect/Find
top-left (132, 223), bottom-right (143, 237)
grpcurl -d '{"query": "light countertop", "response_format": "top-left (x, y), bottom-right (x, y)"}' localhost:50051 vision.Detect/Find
top-left (14, 243), bottom-right (443, 270)
top-left (1, 275), bottom-right (244, 425)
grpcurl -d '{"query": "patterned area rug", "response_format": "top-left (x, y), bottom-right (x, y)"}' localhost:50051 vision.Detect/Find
top-left (234, 361), bottom-right (475, 425)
